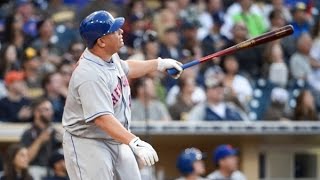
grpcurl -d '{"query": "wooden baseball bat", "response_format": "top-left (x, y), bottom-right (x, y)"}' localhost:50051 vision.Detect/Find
top-left (167, 25), bottom-right (294, 75)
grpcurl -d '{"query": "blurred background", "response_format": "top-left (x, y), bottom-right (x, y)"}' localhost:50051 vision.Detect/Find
top-left (0, 0), bottom-right (319, 179)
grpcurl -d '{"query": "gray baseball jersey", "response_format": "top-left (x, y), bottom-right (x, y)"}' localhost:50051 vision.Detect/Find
top-left (62, 48), bottom-right (131, 140)
top-left (62, 49), bottom-right (142, 180)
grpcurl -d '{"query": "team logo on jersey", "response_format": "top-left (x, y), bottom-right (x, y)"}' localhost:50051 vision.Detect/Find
top-left (111, 82), bottom-right (122, 106)
top-left (111, 76), bottom-right (129, 106)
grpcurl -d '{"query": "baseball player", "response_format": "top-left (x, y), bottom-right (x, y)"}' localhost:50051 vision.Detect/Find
top-left (207, 145), bottom-right (247, 180)
top-left (62, 10), bottom-right (183, 180)
top-left (176, 148), bottom-right (208, 180)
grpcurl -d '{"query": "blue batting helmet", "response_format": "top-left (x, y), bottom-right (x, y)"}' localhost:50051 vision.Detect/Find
top-left (79, 10), bottom-right (125, 48)
top-left (176, 148), bottom-right (203, 175)
top-left (213, 144), bottom-right (238, 164)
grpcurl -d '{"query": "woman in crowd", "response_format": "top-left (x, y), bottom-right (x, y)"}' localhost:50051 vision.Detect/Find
top-left (1, 143), bottom-right (33, 180)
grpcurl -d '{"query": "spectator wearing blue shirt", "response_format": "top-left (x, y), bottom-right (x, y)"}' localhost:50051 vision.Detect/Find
top-left (0, 71), bottom-right (32, 122)
top-left (42, 72), bottom-right (66, 122)
top-left (290, 2), bottom-right (311, 38)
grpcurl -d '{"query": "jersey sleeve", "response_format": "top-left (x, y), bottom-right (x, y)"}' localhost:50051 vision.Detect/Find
top-left (78, 79), bottom-right (114, 123)
top-left (119, 60), bottom-right (129, 75)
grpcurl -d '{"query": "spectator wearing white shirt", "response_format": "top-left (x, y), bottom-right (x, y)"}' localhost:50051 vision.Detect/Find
top-left (187, 76), bottom-right (246, 121)
top-left (221, 55), bottom-right (253, 110)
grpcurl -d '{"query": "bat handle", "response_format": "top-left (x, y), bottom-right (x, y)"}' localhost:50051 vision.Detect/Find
top-left (166, 60), bottom-right (200, 76)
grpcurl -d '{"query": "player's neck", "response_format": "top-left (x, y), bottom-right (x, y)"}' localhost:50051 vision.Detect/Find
top-left (185, 174), bottom-right (200, 180)
top-left (219, 168), bottom-right (233, 178)
top-left (89, 48), bottom-right (114, 62)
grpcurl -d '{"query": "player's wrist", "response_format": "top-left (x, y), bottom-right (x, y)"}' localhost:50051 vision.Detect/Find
top-left (128, 137), bottom-right (140, 147)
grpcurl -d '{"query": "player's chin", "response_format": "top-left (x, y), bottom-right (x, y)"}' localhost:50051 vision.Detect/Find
top-left (119, 41), bottom-right (124, 47)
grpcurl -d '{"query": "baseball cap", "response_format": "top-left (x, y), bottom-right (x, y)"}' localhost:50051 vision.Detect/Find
top-left (15, 0), bottom-right (31, 7)
top-left (141, 30), bottom-right (157, 46)
top-left (213, 144), bottom-right (238, 164)
top-left (4, 71), bottom-right (25, 86)
top-left (181, 19), bottom-right (200, 29)
top-left (49, 151), bottom-right (64, 168)
top-left (292, 2), bottom-right (307, 12)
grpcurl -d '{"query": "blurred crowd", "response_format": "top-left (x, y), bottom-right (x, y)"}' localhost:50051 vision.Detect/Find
top-left (0, 0), bottom-right (320, 179)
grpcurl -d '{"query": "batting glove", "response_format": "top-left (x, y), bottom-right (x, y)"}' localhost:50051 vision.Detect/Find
top-left (129, 137), bottom-right (159, 166)
top-left (157, 58), bottom-right (183, 79)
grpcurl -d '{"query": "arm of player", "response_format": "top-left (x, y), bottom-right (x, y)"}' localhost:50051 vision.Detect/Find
top-left (126, 58), bottom-right (183, 79)
top-left (94, 114), bottom-right (159, 166)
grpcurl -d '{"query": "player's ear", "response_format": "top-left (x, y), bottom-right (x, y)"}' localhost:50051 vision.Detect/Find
top-left (97, 38), bottom-right (106, 48)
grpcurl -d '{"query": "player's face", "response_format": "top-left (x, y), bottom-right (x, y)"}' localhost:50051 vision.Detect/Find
top-left (220, 155), bottom-right (238, 172)
top-left (193, 160), bottom-right (206, 175)
top-left (101, 28), bottom-right (124, 52)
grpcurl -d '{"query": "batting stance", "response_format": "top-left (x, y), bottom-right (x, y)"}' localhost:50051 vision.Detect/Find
top-left (62, 10), bottom-right (183, 180)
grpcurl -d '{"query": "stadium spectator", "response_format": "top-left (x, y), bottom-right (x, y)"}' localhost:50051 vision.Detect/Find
top-left (222, 0), bottom-right (267, 38)
top-left (309, 18), bottom-right (320, 92)
top-left (15, 0), bottom-right (38, 38)
top-left (176, 147), bottom-right (207, 180)
top-left (268, 9), bottom-right (296, 60)
top-left (166, 68), bottom-right (206, 107)
top-left (43, 151), bottom-right (68, 180)
top-left (57, 61), bottom-right (73, 89)
top-left (0, 71), bottom-right (32, 122)
top-left (266, 43), bottom-right (289, 88)
top-left (0, 44), bottom-right (21, 80)
top-left (42, 72), bottom-right (66, 122)
top-left (201, 13), bottom-right (228, 57)
top-left (197, 0), bottom-right (224, 41)
top-left (289, 33), bottom-right (313, 80)
top-left (263, 87), bottom-right (290, 120)
top-left (22, 53), bottom-right (44, 99)
top-left (221, 55), bottom-right (253, 110)
top-left (159, 27), bottom-right (184, 61)
top-left (187, 75), bottom-right (245, 121)
top-left (264, 0), bottom-right (292, 23)
top-left (153, 3), bottom-right (177, 41)
top-left (131, 77), bottom-right (171, 121)
top-left (63, 41), bottom-right (85, 63)
top-left (20, 98), bottom-right (62, 180)
top-left (128, 30), bottom-right (159, 61)
top-left (224, 22), bottom-right (263, 78)
top-left (126, 14), bottom-right (146, 51)
top-left (293, 90), bottom-right (318, 120)
top-left (232, 0), bottom-right (267, 37)
top-left (169, 77), bottom-right (197, 121)
top-left (290, 2), bottom-right (311, 38)
top-left (1, 143), bottom-right (33, 180)
top-left (180, 19), bottom-right (202, 63)
top-left (127, 30), bottom-right (167, 102)
top-left (3, 12), bottom-right (29, 59)
top-left (31, 18), bottom-right (62, 71)
top-left (207, 144), bottom-right (246, 180)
